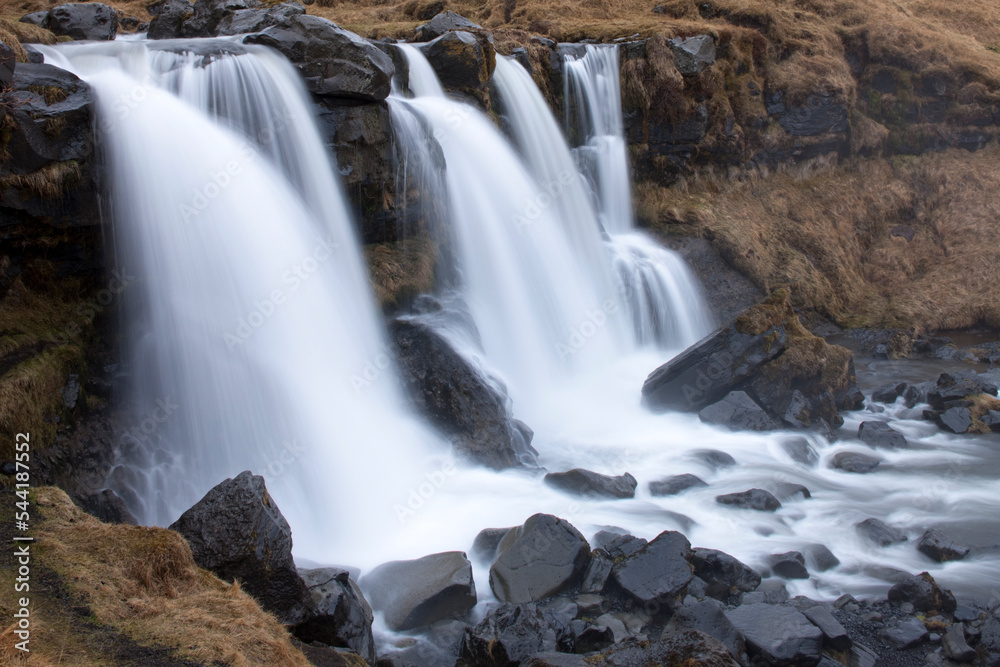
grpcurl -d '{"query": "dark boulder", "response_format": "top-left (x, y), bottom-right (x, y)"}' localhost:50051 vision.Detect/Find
top-left (19, 11), bottom-right (50, 28)
top-left (663, 599), bottom-right (744, 659)
top-left (414, 10), bottom-right (482, 41)
top-left (568, 621), bottom-right (615, 653)
top-left (831, 450), bottom-right (881, 473)
top-left (544, 469), bottom-right (637, 499)
top-left (698, 391), bottom-right (779, 431)
top-left (668, 35), bottom-right (715, 75)
top-left (168, 471), bottom-right (307, 624)
top-left (887, 572), bottom-right (956, 612)
top-left (801, 605), bottom-right (851, 651)
top-left (872, 382), bottom-right (907, 404)
top-left (858, 421), bottom-right (907, 449)
top-left (245, 16), bottom-right (393, 101)
top-left (649, 473), bottom-right (707, 496)
top-left (421, 30), bottom-right (495, 99)
top-left (584, 632), bottom-right (740, 666)
top-left (767, 551), bottom-right (809, 579)
top-left (715, 488), bottom-right (781, 512)
top-left (361, 551), bottom-right (476, 631)
top-left (48, 3), bottom-right (118, 41)
top-left (387, 318), bottom-right (535, 470)
top-left (610, 531), bottom-right (693, 610)
top-left (801, 544), bottom-right (840, 572)
top-left (740, 579), bottom-right (788, 605)
top-left (580, 549), bottom-right (613, 594)
top-left (146, 0), bottom-right (194, 40)
top-left (1, 39), bottom-right (14, 90)
top-left (294, 567), bottom-right (376, 665)
top-left (602, 534), bottom-right (647, 559)
top-left (881, 617), bottom-right (928, 649)
top-left (471, 527), bottom-right (511, 562)
top-left (459, 603), bottom-right (573, 666)
top-left (927, 372), bottom-right (998, 410)
top-left (181, 0), bottom-right (261, 37)
top-left (917, 528), bottom-right (969, 562)
top-left (936, 406), bottom-right (973, 434)
top-left (725, 603), bottom-right (823, 666)
top-left (216, 2), bottom-right (304, 36)
top-left (490, 514), bottom-right (590, 603)
top-left (692, 449), bottom-right (736, 469)
top-left (76, 489), bottom-right (138, 525)
top-left (689, 548), bottom-right (761, 600)
top-left (855, 517), bottom-right (907, 547)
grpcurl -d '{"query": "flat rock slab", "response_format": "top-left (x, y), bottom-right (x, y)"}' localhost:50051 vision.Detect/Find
top-left (490, 514), bottom-right (590, 603)
top-left (858, 421), bottom-right (908, 448)
top-left (802, 604), bottom-right (851, 651)
top-left (881, 617), bottom-right (928, 649)
top-left (664, 599), bottom-right (745, 659)
top-left (716, 488), bottom-right (781, 511)
top-left (649, 473), bottom-right (707, 496)
top-left (611, 531), bottom-right (693, 608)
top-left (725, 603), bottom-right (823, 665)
top-left (362, 551), bottom-right (476, 631)
top-left (544, 469), bottom-right (637, 499)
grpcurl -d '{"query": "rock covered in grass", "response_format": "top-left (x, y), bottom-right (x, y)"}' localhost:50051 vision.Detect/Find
top-left (294, 567), bottom-right (375, 664)
top-left (361, 551), bottom-right (476, 631)
top-left (544, 469), bottom-right (637, 499)
top-left (169, 471), bottom-right (307, 624)
top-left (490, 514), bottom-right (590, 603)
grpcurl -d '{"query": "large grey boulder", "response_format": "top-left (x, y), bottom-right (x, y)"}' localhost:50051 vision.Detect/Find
top-left (688, 548), bottom-right (761, 600)
top-left (725, 604), bottom-right (823, 666)
top-left (216, 2), bottom-right (304, 36)
top-left (48, 3), bottom-right (118, 41)
top-left (361, 551), bottom-right (476, 631)
top-left (422, 30), bottom-right (495, 93)
top-left (858, 421), bottom-right (907, 449)
top-left (146, 0), bottom-right (194, 40)
top-left (182, 0), bottom-right (260, 37)
top-left (490, 514), bottom-right (590, 603)
top-left (611, 531), bottom-right (693, 610)
top-left (245, 16), bottom-right (394, 101)
top-left (294, 567), bottom-right (375, 664)
top-left (887, 572), bottom-right (956, 613)
top-left (415, 10), bottom-right (482, 41)
top-left (917, 528), bottom-right (969, 562)
top-left (169, 471), bottom-right (307, 624)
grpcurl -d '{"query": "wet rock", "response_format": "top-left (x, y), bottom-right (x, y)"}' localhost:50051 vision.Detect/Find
top-left (490, 514), bottom-right (590, 603)
top-left (584, 632), bottom-right (740, 667)
top-left (698, 391), bottom-right (779, 431)
top-left (471, 527), bottom-right (511, 562)
top-left (414, 10), bottom-right (482, 40)
top-left (872, 382), bottom-right (907, 404)
top-left (146, 0), bottom-right (193, 40)
top-left (802, 544), bottom-right (840, 572)
top-left (649, 473), bottom-right (707, 496)
top-left (858, 421), bottom-right (908, 449)
top-left (693, 449), bottom-right (736, 470)
top-left (523, 653), bottom-right (588, 667)
top-left (668, 35), bottom-right (715, 75)
top-left (602, 534), bottom-right (647, 559)
top-left (48, 3), bottom-right (118, 41)
top-left (781, 436), bottom-right (819, 467)
top-left (741, 579), bottom-right (789, 605)
top-left (936, 406), bottom-right (973, 434)
top-left (0, 40), bottom-right (14, 90)
top-left (575, 593), bottom-right (606, 616)
top-left (245, 16), bottom-right (394, 101)
top-left (881, 616), bottom-right (928, 649)
top-left (169, 471), bottom-right (307, 624)
top-left (942, 622), bottom-right (976, 662)
top-left (665, 237), bottom-right (765, 325)
top-left (294, 568), bottom-right (375, 665)
top-left (611, 531), bottom-right (693, 609)
top-left (770, 482), bottom-right (811, 501)
top-left (569, 621), bottom-right (615, 653)
top-left (716, 488), bottom-right (781, 512)
top-left (689, 548), bottom-right (761, 599)
top-left (887, 572), bottom-right (957, 613)
top-left (422, 30), bottom-right (495, 98)
top-left (544, 469), bottom-right (637, 499)
top-left (581, 549), bottom-right (613, 594)
top-left (801, 604), bottom-right (851, 651)
top-left (768, 551), bottom-right (809, 579)
top-left (855, 517), bottom-right (907, 547)
top-left (831, 451), bottom-right (882, 473)
top-left (362, 551), bottom-right (476, 631)
top-left (388, 318), bottom-right (535, 470)
top-left (663, 599), bottom-right (744, 659)
top-left (216, 2), bottom-right (304, 36)
top-left (725, 603), bottom-right (823, 665)
top-left (917, 529), bottom-right (970, 562)
top-left (459, 603), bottom-right (573, 666)
top-left (76, 489), bottom-right (138, 525)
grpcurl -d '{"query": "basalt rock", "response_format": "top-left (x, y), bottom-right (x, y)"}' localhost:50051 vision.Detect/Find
top-left (887, 572), bottom-right (956, 612)
top-left (858, 421), bottom-right (908, 449)
top-left (146, 0), bottom-right (193, 39)
top-left (698, 390), bottom-right (779, 431)
top-left (688, 548), bottom-right (761, 600)
top-left (169, 471), bottom-right (308, 624)
top-left (649, 473), bottom-right (707, 496)
top-left (245, 16), bottom-right (394, 101)
top-left (855, 517), bottom-right (907, 547)
top-left (917, 529), bottom-right (970, 562)
top-left (415, 10), bottom-right (482, 41)
top-left (48, 3), bottom-right (118, 41)
top-left (294, 567), bottom-right (376, 664)
top-left (767, 551), bottom-right (809, 579)
top-left (584, 633), bottom-right (740, 666)
top-left (725, 603), bottom-right (823, 666)
top-left (490, 514), bottom-right (590, 603)
top-left (610, 531), bottom-right (693, 610)
top-left (216, 2), bottom-right (304, 36)
top-left (544, 469), bottom-right (637, 499)
top-left (715, 488), bottom-right (781, 511)
top-left (668, 35), bottom-right (715, 76)
top-left (459, 602), bottom-right (573, 666)
top-left (421, 30), bottom-right (495, 107)
top-left (362, 551), bottom-right (476, 631)
top-left (389, 318), bottom-right (536, 470)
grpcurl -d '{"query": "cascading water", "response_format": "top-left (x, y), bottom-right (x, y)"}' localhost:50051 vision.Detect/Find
top-left (39, 38), bottom-right (445, 565)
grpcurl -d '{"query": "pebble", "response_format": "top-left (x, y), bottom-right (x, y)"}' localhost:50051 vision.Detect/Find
top-left (900, 602), bottom-right (914, 614)
top-left (929, 633), bottom-right (941, 643)
top-left (863, 612), bottom-right (883, 622)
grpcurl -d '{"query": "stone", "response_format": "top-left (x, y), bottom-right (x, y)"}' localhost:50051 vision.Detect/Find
top-left (881, 617), bottom-right (929, 649)
top-left (689, 548), bottom-right (761, 600)
top-left (216, 2), bottom-right (304, 36)
top-left (649, 473), bottom-right (707, 496)
top-left (20, 11), bottom-right (50, 28)
top-left (602, 534), bottom-right (647, 559)
top-left (936, 407), bottom-right (973, 434)
top-left (569, 621), bottom-right (615, 653)
top-left (668, 35), bottom-right (716, 75)
top-left (715, 488), bottom-right (781, 512)
top-left (858, 421), bottom-right (908, 449)
top-left (361, 551), bottom-right (476, 631)
top-left (887, 572), bottom-right (957, 613)
top-left (472, 527), bottom-right (511, 562)
top-left (76, 489), bottom-right (138, 525)
top-left (179, 0), bottom-right (262, 36)
top-left (245, 16), bottom-right (394, 101)
top-left (767, 90), bottom-right (849, 136)
top-left (663, 599), bottom-right (744, 659)
top-left (872, 382), bottom-right (907, 404)
top-left (611, 531), bottom-right (693, 610)
top-left (490, 514), bottom-right (590, 603)
top-left (850, 642), bottom-right (878, 667)
top-left (982, 410), bottom-right (1000, 432)
top-left (802, 604), bottom-right (851, 651)
top-left (146, 0), bottom-right (193, 40)
top-left (574, 594), bottom-right (606, 616)
top-left (942, 622), bottom-right (976, 662)
top-left (544, 469), bottom-right (637, 499)
top-left (584, 633), bottom-right (740, 667)
top-left (459, 603), bottom-right (573, 665)
top-left (725, 603), bottom-right (823, 665)
top-left (927, 373), bottom-right (998, 410)
top-left (917, 529), bottom-right (970, 562)
top-left (740, 579), bottom-right (788, 605)
top-left (831, 451), bottom-right (882, 473)
top-left (414, 10), bottom-right (482, 40)
top-left (0, 39), bottom-right (14, 90)
top-left (802, 544), bottom-right (840, 572)
top-left (768, 551), bottom-right (809, 579)
top-left (169, 471), bottom-right (307, 624)
top-left (953, 605), bottom-right (979, 622)
top-left (855, 518), bottom-right (907, 547)
top-left (771, 483), bottom-right (811, 500)
top-left (523, 653), bottom-right (588, 667)
top-left (386, 318), bottom-right (535, 469)
top-left (781, 436), bottom-right (819, 467)
top-left (693, 449), bottom-right (736, 469)
top-left (698, 391), bottom-right (779, 431)
top-left (294, 568), bottom-right (375, 665)
top-left (48, 3), bottom-right (118, 41)
top-left (581, 549), bottom-right (613, 594)
top-left (422, 30), bottom-right (495, 94)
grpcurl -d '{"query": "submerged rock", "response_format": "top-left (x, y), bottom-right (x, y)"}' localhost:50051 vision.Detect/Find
top-left (294, 567), bottom-right (375, 664)
top-left (490, 514), bottom-right (590, 603)
top-left (544, 469), bottom-right (637, 499)
top-left (649, 473), bottom-right (707, 496)
top-left (831, 450), bottom-right (882, 473)
top-left (715, 488), bottom-right (781, 512)
top-left (767, 551), bottom-right (809, 579)
top-left (917, 528), bottom-right (970, 562)
top-left (858, 421), bottom-right (908, 449)
top-left (362, 551), bottom-right (476, 631)
top-left (855, 517), bottom-right (907, 547)
top-left (169, 471), bottom-right (307, 624)
top-left (48, 3), bottom-right (118, 41)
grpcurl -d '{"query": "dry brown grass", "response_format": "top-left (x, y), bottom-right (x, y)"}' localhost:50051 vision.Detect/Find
top-left (0, 487), bottom-right (311, 666)
top-left (365, 234), bottom-right (437, 310)
top-left (639, 145), bottom-right (1000, 332)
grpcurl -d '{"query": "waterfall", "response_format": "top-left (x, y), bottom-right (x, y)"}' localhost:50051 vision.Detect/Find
top-left (39, 39), bottom-right (443, 565)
